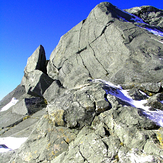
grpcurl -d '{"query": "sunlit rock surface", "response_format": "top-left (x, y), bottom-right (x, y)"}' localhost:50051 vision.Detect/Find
top-left (1, 2), bottom-right (163, 163)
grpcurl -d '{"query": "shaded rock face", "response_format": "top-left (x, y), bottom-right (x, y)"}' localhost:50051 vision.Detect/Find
top-left (46, 83), bottom-right (110, 128)
top-left (24, 45), bottom-right (47, 74)
top-left (1, 2), bottom-right (163, 163)
top-left (22, 45), bottom-right (54, 97)
top-left (23, 70), bottom-right (54, 97)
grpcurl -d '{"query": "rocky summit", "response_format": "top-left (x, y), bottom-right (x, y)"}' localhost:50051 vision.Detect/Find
top-left (1, 2), bottom-right (163, 162)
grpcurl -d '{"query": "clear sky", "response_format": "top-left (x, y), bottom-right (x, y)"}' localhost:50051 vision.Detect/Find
top-left (0, 0), bottom-right (163, 100)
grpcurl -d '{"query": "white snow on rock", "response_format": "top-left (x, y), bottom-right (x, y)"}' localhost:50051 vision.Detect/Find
top-left (0, 97), bottom-right (19, 112)
top-left (90, 79), bottom-right (163, 127)
top-left (117, 8), bottom-right (163, 37)
top-left (127, 149), bottom-right (154, 163)
top-left (0, 137), bottom-right (27, 153)
top-left (145, 27), bottom-right (163, 37)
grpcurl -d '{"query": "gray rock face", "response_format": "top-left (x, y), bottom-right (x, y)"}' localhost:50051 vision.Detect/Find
top-left (12, 96), bottom-right (46, 115)
top-left (1, 2), bottom-right (163, 163)
top-left (46, 83), bottom-right (110, 128)
top-left (47, 2), bottom-right (163, 89)
top-left (23, 70), bottom-right (53, 97)
top-left (24, 45), bottom-right (47, 74)
top-left (10, 114), bottom-right (78, 162)
top-left (125, 5), bottom-right (163, 29)
top-left (0, 85), bottom-right (25, 109)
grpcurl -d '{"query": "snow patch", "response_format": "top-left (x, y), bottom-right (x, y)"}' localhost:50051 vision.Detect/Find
top-left (0, 137), bottom-right (27, 153)
top-left (127, 149), bottom-right (154, 163)
top-left (145, 27), bottom-right (163, 37)
top-left (117, 8), bottom-right (163, 37)
top-left (90, 79), bottom-right (163, 127)
top-left (0, 97), bottom-right (19, 112)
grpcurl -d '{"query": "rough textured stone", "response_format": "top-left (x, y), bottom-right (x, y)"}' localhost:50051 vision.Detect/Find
top-left (0, 108), bottom-right (25, 129)
top-left (23, 70), bottom-right (53, 97)
top-left (125, 5), bottom-right (163, 29)
top-left (43, 80), bottom-right (65, 104)
top-left (47, 83), bottom-right (110, 128)
top-left (10, 114), bottom-right (78, 162)
top-left (24, 45), bottom-right (47, 74)
top-left (1, 2), bottom-right (163, 163)
top-left (0, 85), bottom-right (25, 109)
top-left (1, 108), bottom-right (46, 137)
top-left (47, 2), bottom-right (163, 89)
top-left (12, 96), bottom-right (46, 115)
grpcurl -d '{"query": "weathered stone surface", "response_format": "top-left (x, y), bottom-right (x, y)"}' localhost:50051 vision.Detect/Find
top-left (23, 70), bottom-right (53, 97)
top-left (12, 96), bottom-right (46, 115)
top-left (1, 108), bottom-right (46, 138)
top-left (0, 151), bottom-right (16, 163)
top-left (1, 2), bottom-right (163, 163)
top-left (0, 108), bottom-right (25, 129)
top-left (125, 5), bottom-right (163, 29)
top-left (140, 82), bottom-right (161, 93)
top-left (24, 45), bottom-right (47, 74)
top-left (47, 83), bottom-right (110, 128)
top-left (47, 2), bottom-right (163, 89)
top-left (10, 114), bottom-right (78, 162)
top-left (50, 94), bottom-right (163, 163)
top-left (43, 80), bottom-right (65, 104)
top-left (0, 85), bottom-right (25, 109)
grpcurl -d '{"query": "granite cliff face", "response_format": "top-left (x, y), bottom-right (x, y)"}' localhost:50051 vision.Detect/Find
top-left (1, 2), bottom-right (163, 162)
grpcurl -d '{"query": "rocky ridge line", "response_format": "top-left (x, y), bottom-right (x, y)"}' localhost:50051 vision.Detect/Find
top-left (1, 2), bottom-right (163, 163)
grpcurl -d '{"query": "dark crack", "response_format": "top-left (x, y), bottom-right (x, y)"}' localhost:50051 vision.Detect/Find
top-left (76, 47), bottom-right (87, 54)
top-left (55, 79), bottom-right (64, 88)
top-left (89, 44), bottom-right (110, 76)
top-left (78, 19), bottom-right (86, 51)
top-left (101, 140), bottom-right (109, 151)
top-left (90, 20), bottom-right (115, 45)
top-left (79, 53), bottom-right (93, 78)
top-left (79, 146), bottom-right (88, 162)
top-left (103, 126), bottom-right (110, 137)
top-left (58, 58), bottom-right (68, 72)
top-left (63, 138), bottom-right (69, 145)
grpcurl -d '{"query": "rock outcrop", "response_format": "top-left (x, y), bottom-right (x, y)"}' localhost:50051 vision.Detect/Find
top-left (125, 5), bottom-right (163, 28)
top-left (1, 2), bottom-right (163, 163)
top-left (47, 2), bottom-right (163, 90)
top-left (24, 45), bottom-right (47, 74)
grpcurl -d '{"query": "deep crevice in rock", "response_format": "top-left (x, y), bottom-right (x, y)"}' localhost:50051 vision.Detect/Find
top-left (103, 126), bottom-right (110, 137)
top-left (90, 20), bottom-right (115, 45)
top-left (76, 47), bottom-right (87, 54)
top-left (102, 140), bottom-right (109, 151)
top-left (78, 53), bottom-right (93, 78)
top-left (89, 44), bottom-right (110, 76)
top-left (79, 147), bottom-right (88, 162)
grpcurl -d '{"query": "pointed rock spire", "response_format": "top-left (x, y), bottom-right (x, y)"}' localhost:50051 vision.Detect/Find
top-left (24, 45), bottom-right (47, 74)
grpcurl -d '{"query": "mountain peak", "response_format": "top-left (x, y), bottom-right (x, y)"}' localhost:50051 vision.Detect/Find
top-left (1, 2), bottom-right (163, 162)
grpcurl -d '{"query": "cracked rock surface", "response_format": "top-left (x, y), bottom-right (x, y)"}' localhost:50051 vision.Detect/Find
top-left (1, 2), bottom-right (163, 163)
top-left (47, 2), bottom-right (163, 88)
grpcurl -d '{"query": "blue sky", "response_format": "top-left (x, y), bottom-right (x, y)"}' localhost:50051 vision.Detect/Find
top-left (0, 0), bottom-right (163, 100)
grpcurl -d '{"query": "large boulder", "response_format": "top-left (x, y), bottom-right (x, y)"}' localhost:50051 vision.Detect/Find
top-left (24, 45), bottom-right (47, 74)
top-left (22, 45), bottom-right (54, 97)
top-left (23, 70), bottom-right (53, 97)
top-left (46, 83), bottom-right (110, 128)
top-left (47, 2), bottom-right (163, 89)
